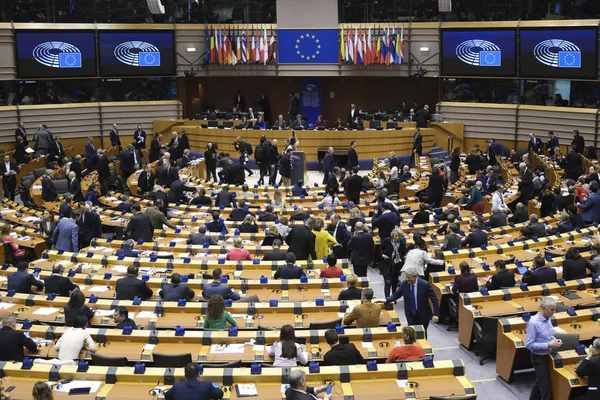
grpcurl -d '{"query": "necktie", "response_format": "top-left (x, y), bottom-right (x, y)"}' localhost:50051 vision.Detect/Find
top-left (410, 285), bottom-right (417, 315)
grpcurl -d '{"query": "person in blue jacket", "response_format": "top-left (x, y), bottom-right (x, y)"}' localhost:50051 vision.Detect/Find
top-left (164, 362), bottom-right (223, 400)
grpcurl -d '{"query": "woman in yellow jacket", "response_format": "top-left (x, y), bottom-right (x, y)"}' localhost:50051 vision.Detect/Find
top-left (312, 217), bottom-right (337, 260)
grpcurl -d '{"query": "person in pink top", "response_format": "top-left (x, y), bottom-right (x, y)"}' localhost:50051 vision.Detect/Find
top-left (225, 237), bottom-right (252, 261)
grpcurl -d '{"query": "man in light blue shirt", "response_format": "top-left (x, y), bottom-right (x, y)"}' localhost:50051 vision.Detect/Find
top-left (525, 297), bottom-right (562, 400)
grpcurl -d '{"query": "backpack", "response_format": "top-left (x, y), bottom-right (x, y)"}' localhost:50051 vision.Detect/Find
top-left (254, 141), bottom-right (271, 162)
top-left (245, 142), bottom-right (253, 156)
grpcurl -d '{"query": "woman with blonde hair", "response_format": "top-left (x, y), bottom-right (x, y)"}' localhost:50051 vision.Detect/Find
top-left (225, 237), bottom-right (251, 261)
top-left (32, 382), bottom-right (53, 400)
top-left (338, 274), bottom-right (362, 300)
top-left (0, 223), bottom-right (27, 260)
top-left (386, 326), bottom-right (426, 362)
top-left (272, 189), bottom-right (286, 209)
top-left (261, 226), bottom-right (282, 246)
top-left (312, 218), bottom-right (337, 259)
top-left (348, 207), bottom-right (366, 233)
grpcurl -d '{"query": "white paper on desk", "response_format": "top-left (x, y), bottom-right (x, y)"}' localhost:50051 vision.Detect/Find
top-left (231, 314), bottom-right (246, 319)
top-left (553, 327), bottom-right (566, 333)
top-left (143, 344), bottom-right (156, 351)
top-left (35, 339), bottom-right (52, 346)
top-left (139, 267), bottom-right (156, 275)
top-left (90, 246), bottom-right (106, 251)
top-left (25, 147), bottom-right (34, 154)
top-left (346, 305), bottom-right (355, 313)
top-left (210, 344), bottom-right (246, 354)
top-left (361, 342), bottom-right (374, 349)
top-left (53, 380), bottom-right (102, 393)
top-left (89, 286), bottom-right (109, 293)
top-left (0, 302), bottom-right (15, 310)
top-left (464, 305), bottom-right (476, 311)
top-left (321, 289), bottom-right (329, 293)
top-left (18, 236), bottom-right (31, 241)
top-left (155, 268), bottom-right (168, 273)
top-left (156, 252), bottom-right (172, 257)
top-left (95, 310), bottom-right (114, 317)
top-left (111, 265), bottom-right (128, 273)
top-left (22, 216), bottom-right (40, 222)
top-left (135, 311), bottom-right (158, 319)
top-left (396, 380), bottom-right (409, 388)
top-left (548, 295), bottom-right (560, 301)
top-left (236, 384), bottom-right (258, 396)
top-left (234, 270), bottom-right (243, 276)
top-left (253, 345), bottom-right (265, 352)
top-left (33, 307), bottom-right (59, 315)
top-left (9, 232), bottom-right (17, 238)
top-left (0, 276), bottom-right (7, 282)
top-left (31, 185), bottom-right (42, 190)
top-left (172, 238), bottom-right (187, 243)
top-left (338, 312), bottom-right (345, 318)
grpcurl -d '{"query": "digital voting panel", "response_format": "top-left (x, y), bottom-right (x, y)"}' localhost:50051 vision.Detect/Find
top-left (441, 29), bottom-right (516, 77)
top-left (520, 28), bottom-right (597, 79)
top-left (98, 31), bottom-right (175, 76)
top-left (15, 31), bottom-right (97, 78)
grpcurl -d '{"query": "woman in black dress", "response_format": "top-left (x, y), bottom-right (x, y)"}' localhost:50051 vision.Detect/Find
top-left (379, 228), bottom-right (406, 298)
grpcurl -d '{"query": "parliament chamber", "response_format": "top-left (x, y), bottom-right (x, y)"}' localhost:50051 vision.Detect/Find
top-left (2, 1), bottom-right (600, 400)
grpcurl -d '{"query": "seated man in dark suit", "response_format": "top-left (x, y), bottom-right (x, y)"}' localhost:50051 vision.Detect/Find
top-left (187, 224), bottom-right (217, 245)
top-left (262, 239), bottom-right (287, 261)
top-left (190, 188), bottom-right (212, 206)
top-left (202, 268), bottom-right (241, 300)
top-left (0, 315), bottom-right (37, 361)
top-left (159, 273), bottom-right (195, 301)
top-left (167, 176), bottom-right (189, 204)
top-left (522, 256), bottom-right (557, 286)
top-left (165, 362), bottom-right (223, 400)
top-left (337, 274), bottom-right (363, 300)
top-left (461, 221), bottom-right (488, 249)
top-left (274, 252), bottom-right (307, 279)
top-left (115, 265), bottom-right (153, 300)
top-left (485, 260), bottom-right (516, 290)
top-left (520, 214), bottom-right (547, 239)
top-left (215, 186), bottom-right (236, 208)
top-left (291, 180), bottom-right (309, 197)
top-left (228, 200), bottom-right (254, 221)
top-left (289, 206), bottom-right (310, 221)
top-left (322, 328), bottom-right (364, 366)
top-left (485, 207), bottom-right (507, 229)
top-left (113, 306), bottom-right (137, 329)
top-left (7, 263), bottom-right (44, 294)
top-left (546, 212), bottom-right (574, 235)
top-left (115, 239), bottom-right (141, 258)
top-left (206, 211), bottom-right (225, 233)
top-left (58, 194), bottom-right (73, 218)
top-left (508, 202), bottom-right (528, 224)
top-left (114, 195), bottom-right (132, 214)
top-left (284, 369), bottom-right (331, 400)
top-left (568, 204), bottom-right (585, 229)
top-left (44, 263), bottom-right (78, 297)
top-left (258, 205), bottom-right (278, 222)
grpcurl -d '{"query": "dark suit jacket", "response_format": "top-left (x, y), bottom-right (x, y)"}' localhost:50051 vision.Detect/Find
top-left (329, 221), bottom-right (351, 249)
top-left (78, 211), bottom-right (102, 247)
top-left (134, 130), bottom-right (147, 148)
top-left (348, 147), bottom-right (358, 168)
top-left (274, 263), bottom-right (307, 279)
top-left (508, 209), bottom-right (528, 224)
top-left (115, 275), bottom-right (153, 300)
top-left (159, 283), bottom-right (195, 301)
top-left (528, 138), bottom-right (544, 154)
top-left (109, 129), bottom-right (121, 146)
top-left (338, 287), bottom-right (363, 301)
top-left (15, 128), bottom-right (28, 146)
top-left (372, 212), bottom-right (398, 240)
top-left (206, 220), bottom-right (225, 234)
top-left (522, 267), bottom-right (557, 286)
top-left (263, 248), bottom-right (287, 261)
top-left (44, 274), bottom-right (77, 297)
top-left (239, 223), bottom-right (258, 233)
top-left (280, 154), bottom-right (292, 178)
top-left (285, 226), bottom-right (316, 260)
top-left (166, 167), bottom-right (178, 187)
top-left (564, 151), bottom-right (582, 178)
top-left (164, 379), bottom-right (224, 400)
top-left (229, 208), bottom-right (253, 221)
top-left (8, 270), bottom-right (44, 293)
top-left (85, 142), bottom-right (97, 164)
top-left (215, 191), bottom-right (235, 208)
top-left (486, 213), bottom-right (507, 228)
top-left (167, 180), bottom-right (185, 204)
top-left (574, 358), bottom-right (600, 400)
top-left (345, 174), bottom-right (363, 203)
top-left (70, 161), bottom-right (82, 181)
top-left (202, 282), bottom-right (240, 300)
top-left (149, 138), bottom-right (162, 162)
top-left (326, 173), bottom-right (339, 194)
top-left (0, 326), bottom-right (37, 362)
top-left (461, 230), bottom-right (488, 249)
top-left (191, 195), bottom-right (212, 206)
top-left (290, 212), bottom-right (310, 221)
top-left (485, 270), bottom-right (516, 290)
top-left (41, 176), bottom-right (57, 202)
top-left (120, 150), bottom-right (135, 173)
top-left (348, 232), bottom-right (375, 266)
top-left (451, 273), bottom-right (479, 294)
top-left (413, 133), bottom-right (423, 154)
top-left (563, 258), bottom-right (592, 281)
top-left (386, 278), bottom-right (440, 322)
top-left (97, 156), bottom-right (111, 182)
top-left (428, 174), bottom-right (445, 201)
top-left (322, 153), bottom-right (335, 175)
top-left (347, 108), bottom-right (358, 126)
top-left (50, 141), bottom-right (65, 161)
top-left (64, 305), bottom-right (95, 327)
top-left (125, 212), bottom-right (154, 242)
top-left (415, 108), bottom-right (430, 128)
top-left (69, 179), bottom-right (83, 202)
top-left (0, 161), bottom-right (17, 187)
top-left (58, 202), bottom-right (72, 218)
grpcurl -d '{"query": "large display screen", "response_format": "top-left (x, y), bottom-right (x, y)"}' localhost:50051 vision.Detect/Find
top-left (441, 29), bottom-right (517, 77)
top-left (98, 31), bottom-right (175, 76)
top-left (15, 31), bottom-right (97, 79)
top-left (520, 28), bottom-right (597, 79)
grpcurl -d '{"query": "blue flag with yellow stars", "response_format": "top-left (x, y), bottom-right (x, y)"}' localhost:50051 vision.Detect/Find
top-left (278, 29), bottom-right (338, 64)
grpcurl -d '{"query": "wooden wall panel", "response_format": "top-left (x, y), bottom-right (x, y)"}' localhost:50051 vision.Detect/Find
top-left (438, 102), bottom-right (517, 143)
top-left (0, 106), bottom-right (19, 144)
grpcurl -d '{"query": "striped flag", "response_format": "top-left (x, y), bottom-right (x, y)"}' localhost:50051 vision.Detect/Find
top-left (268, 29), bottom-right (276, 64)
top-left (397, 26), bottom-right (405, 64)
top-left (356, 28), bottom-right (363, 65)
top-left (218, 28), bottom-right (223, 65)
top-left (251, 30), bottom-right (256, 63)
top-left (224, 29), bottom-right (232, 65)
top-left (236, 30), bottom-right (242, 64)
top-left (263, 27), bottom-right (268, 65)
top-left (376, 27), bottom-right (382, 64)
top-left (255, 30), bottom-right (260, 62)
top-left (346, 28), bottom-right (353, 64)
top-left (210, 28), bottom-right (216, 62)
top-left (362, 28), bottom-right (367, 65)
top-left (340, 26), bottom-right (345, 64)
top-left (231, 29), bottom-right (238, 65)
top-left (365, 27), bottom-right (371, 65)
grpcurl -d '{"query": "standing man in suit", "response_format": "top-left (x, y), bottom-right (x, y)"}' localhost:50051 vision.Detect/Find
top-left (34, 125), bottom-right (52, 155)
top-left (410, 128), bottom-right (423, 168)
top-left (372, 203), bottom-right (399, 241)
top-left (109, 123), bottom-right (121, 149)
top-left (322, 147), bottom-right (335, 184)
top-left (167, 175), bottom-right (188, 204)
top-left (0, 154), bottom-right (18, 201)
top-left (96, 149), bottom-right (111, 196)
top-left (564, 145), bottom-right (583, 180)
top-left (347, 141), bottom-right (358, 170)
top-left (571, 130), bottom-right (585, 154)
top-left (85, 137), bottom-right (98, 171)
top-left (58, 194), bottom-right (73, 218)
top-left (0, 315), bottom-right (38, 362)
top-left (344, 167), bottom-right (363, 205)
top-left (234, 90), bottom-right (246, 111)
top-left (149, 133), bottom-right (163, 163)
top-left (119, 144), bottom-right (137, 180)
top-left (269, 139), bottom-right (280, 185)
top-left (164, 160), bottom-right (179, 187)
top-left (204, 143), bottom-right (218, 182)
top-left (78, 205), bottom-right (102, 249)
top-left (115, 265), bottom-right (153, 300)
top-left (164, 363), bottom-right (224, 400)
top-left (348, 222), bottom-right (375, 277)
top-left (518, 162), bottom-right (534, 205)
top-left (52, 209), bottom-right (80, 252)
top-left (328, 213), bottom-right (350, 256)
top-left (578, 181), bottom-right (600, 225)
top-left (285, 223), bottom-right (316, 261)
top-left (427, 166), bottom-right (446, 208)
top-left (288, 92), bottom-right (299, 125)
top-left (280, 148), bottom-right (293, 187)
top-left (41, 169), bottom-right (57, 202)
top-left (133, 124), bottom-right (146, 151)
top-left (527, 133), bottom-right (544, 154)
top-left (377, 267), bottom-right (440, 330)
top-left (15, 122), bottom-right (28, 146)
top-left (49, 136), bottom-right (66, 165)
top-left (415, 104), bottom-right (431, 128)
top-left (547, 131), bottom-right (559, 157)
top-left (125, 203), bottom-right (154, 242)
top-left (70, 155), bottom-right (82, 181)
top-left (347, 103), bottom-right (358, 129)
top-left (44, 263), bottom-right (78, 297)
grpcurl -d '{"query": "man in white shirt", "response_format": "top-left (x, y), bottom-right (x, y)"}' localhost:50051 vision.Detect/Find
top-left (55, 315), bottom-right (95, 361)
top-left (491, 183), bottom-right (509, 213)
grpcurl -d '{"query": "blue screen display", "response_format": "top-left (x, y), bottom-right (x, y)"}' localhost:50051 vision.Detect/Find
top-left (15, 31), bottom-right (97, 78)
top-left (441, 29), bottom-right (516, 77)
top-left (98, 31), bottom-right (175, 77)
top-left (520, 28), bottom-right (597, 79)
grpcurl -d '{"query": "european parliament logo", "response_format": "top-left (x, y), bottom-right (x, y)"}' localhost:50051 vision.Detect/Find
top-left (58, 53), bottom-right (82, 68)
top-left (139, 52), bottom-right (161, 67)
top-left (114, 41), bottom-right (161, 67)
top-left (534, 39), bottom-right (581, 68)
top-left (33, 41), bottom-right (82, 69)
top-left (455, 40), bottom-right (502, 67)
top-left (558, 51), bottom-right (581, 68)
top-left (479, 51), bottom-right (501, 66)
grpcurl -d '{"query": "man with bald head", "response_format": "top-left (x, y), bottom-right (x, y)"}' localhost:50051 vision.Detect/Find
top-left (322, 146), bottom-right (335, 184)
top-left (347, 221), bottom-right (374, 277)
top-left (67, 171), bottom-right (83, 203)
top-left (440, 202), bottom-right (459, 220)
top-left (528, 132), bottom-right (544, 154)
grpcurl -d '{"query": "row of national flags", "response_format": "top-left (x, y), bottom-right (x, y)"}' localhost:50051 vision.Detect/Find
top-left (340, 26), bottom-right (405, 65)
top-left (205, 26), bottom-right (276, 65)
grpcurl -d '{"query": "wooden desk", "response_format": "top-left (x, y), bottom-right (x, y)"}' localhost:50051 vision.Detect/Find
top-left (549, 350), bottom-right (589, 400)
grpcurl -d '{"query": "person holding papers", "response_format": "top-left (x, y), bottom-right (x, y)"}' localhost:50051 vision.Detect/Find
top-left (63, 290), bottom-right (94, 327)
top-left (164, 362), bottom-right (224, 400)
top-left (55, 315), bottom-right (96, 361)
top-left (203, 295), bottom-right (237, 330)
top-left (268, 324), bottom-right (308, 366)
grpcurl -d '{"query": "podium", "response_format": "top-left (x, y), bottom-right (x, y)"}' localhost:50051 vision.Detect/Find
top-left (291, 151), bottom-right (307, 185)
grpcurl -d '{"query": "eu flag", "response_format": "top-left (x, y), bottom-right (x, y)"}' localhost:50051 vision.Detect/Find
top-left (479, 51), bottom-right (501, 66)
top-left (59, 52), bottom-right (82, 68)
top-left (278, 29), bottom-right (338, 64)
top-left (139, 51), bottom-right (161, 67)
top-left (558, 51), bottom-right (581, 68)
